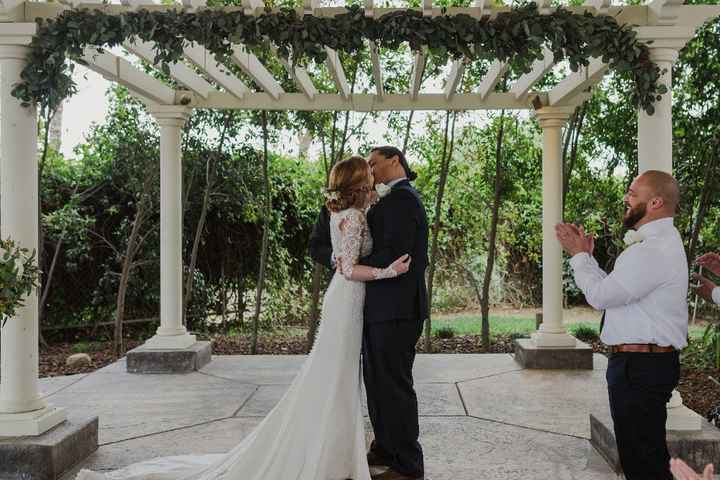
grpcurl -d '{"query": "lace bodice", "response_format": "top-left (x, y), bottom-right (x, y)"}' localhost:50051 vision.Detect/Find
top-left (330, 209), bottom-right (373, 279)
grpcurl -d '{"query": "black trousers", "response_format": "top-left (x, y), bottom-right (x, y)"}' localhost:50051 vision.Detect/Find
top-left (607, 352), bottom-right (680, 480)
top-left (362, 318), bottom-right (424, 477)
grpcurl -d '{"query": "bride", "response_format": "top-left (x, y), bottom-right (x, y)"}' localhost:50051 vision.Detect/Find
top-left (76, 155), bottom-right (411, 480)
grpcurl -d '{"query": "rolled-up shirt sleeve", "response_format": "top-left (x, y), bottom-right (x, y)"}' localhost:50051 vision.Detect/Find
top-left (569, 252), bottom-right (636, 310)
top-left (713, 287), bottom-right (720, 306)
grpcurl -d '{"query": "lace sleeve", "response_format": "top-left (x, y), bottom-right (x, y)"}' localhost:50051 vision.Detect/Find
top-left (338, 210), bottom-right (365, 280)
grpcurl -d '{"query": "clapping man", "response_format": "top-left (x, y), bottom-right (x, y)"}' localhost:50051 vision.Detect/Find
top-left (556, 170), bottom-right (688, 480)
top-left (695, 252), bottom-right (720, 305)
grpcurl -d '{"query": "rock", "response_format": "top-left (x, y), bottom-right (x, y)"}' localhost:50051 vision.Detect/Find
top-left (66, 353), bottom-right (92, 367)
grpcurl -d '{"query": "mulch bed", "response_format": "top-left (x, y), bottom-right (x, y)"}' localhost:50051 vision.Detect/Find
top-left (39, 334), bottom-right (720, 419)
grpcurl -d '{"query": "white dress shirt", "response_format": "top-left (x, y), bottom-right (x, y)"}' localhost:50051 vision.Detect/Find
top-left (569, 217), bottom-right (689, 349)
top-left (713, 287), bottom-right (720, 305)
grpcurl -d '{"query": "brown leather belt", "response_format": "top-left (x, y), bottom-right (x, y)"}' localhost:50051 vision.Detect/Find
top-left (609, 344), bottom-right (676, 353)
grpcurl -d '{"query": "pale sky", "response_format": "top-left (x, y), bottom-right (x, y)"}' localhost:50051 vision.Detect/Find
top-left (60, 66), bottom-right (111, 159)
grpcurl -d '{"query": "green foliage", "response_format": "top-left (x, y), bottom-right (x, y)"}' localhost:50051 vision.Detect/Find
top-left (435, 326), bottom-right (456, 339)
top-left (0, 239), bottom-right (41, 326)
top-left (702, 322), bottom-right (720, 370)
top-left (16, 4), bottom-right (664, 113)
top-left (568, 323), bottom-right (599, 343)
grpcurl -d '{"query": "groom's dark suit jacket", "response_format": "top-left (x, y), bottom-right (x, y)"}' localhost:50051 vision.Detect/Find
top-left (308, 181), bottom-right (429, 325)
top-left (360, 180), bottom-right (429, 324)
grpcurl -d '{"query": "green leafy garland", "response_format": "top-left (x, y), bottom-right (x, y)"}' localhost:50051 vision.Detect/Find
top-left (13, 3), bottom-right (666, 114)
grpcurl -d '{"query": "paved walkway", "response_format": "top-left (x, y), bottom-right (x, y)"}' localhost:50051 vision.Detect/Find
top-left (48, 354), bottom-right (617, 479)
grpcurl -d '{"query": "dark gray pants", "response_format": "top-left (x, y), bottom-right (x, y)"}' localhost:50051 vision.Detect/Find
top-left (362, 319), bottom-right (424, 477)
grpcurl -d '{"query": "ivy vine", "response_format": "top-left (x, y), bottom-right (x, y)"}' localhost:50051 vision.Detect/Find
top-left (13, 3), bottom-right (666, 114)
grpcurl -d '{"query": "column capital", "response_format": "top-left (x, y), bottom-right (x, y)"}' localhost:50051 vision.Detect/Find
top-left (635, 26), bottom-right (697, 57)
top-left (534, 106), bottom-right (574, 129)
top-left (0, 23), bottom-right (36, 55)
top-left (149, 105), bottom-right (192, 128)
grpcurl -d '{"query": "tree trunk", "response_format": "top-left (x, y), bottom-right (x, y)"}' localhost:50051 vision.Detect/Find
top-left (687, 146), bottom-right (719, 265)
top-left (561, 103), bottom-right (587, 215)
top-left (183, 114), bottom-right (231, 327)
top-left (114, 175), bottom-right (152, 357)
top-left (402, 111), bottom-right (415, 155)
top-left (481, 110), bottom-right (506, 351)
top-left (220, 260), bottom-right (228, 331)
top-left (36, 107), bottom-right (55, 348)
top-left (236, 273), bottom-right (246, 330)
top-left (425, 111), bottom-right (458, 352)
top-left (251, 111), bottom-right (272, 354)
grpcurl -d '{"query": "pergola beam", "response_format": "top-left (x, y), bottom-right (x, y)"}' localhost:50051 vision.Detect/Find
top-left (80, 47), bottom-right (176, 105)
top-left (271, 45), bottom-right (317, 101)
top-left (231, 45), bottom-right (285, 100)
top-left (410, 51), bottom-right (426, 100)
top-left (547, 56), bottom-right (607, 106)
top-left (124, 39), bottom-right (213, 98)
top-left (325, 47), bottom-right (351, 99)
top-left (194, 91), bottom-right (549, 111)
top-left (508, 46), bottom-right (555, 99)
top-left (365, 0), bottom-right (383, 98)
top-left (369, 41), bottom-right (384, 98)
top-left (443, 60), bottom-right (465, 100)
top-left (477, 60), bottom-right (508, 100)
top-left (182, 44), bottom-right (249, 100)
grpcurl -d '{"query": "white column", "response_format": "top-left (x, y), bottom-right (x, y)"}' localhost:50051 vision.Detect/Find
top-left (142, 106), bottom-right (196, 350)
top-left (532, 107), bottom-right (577, 348)
top-left (636, 27), bottom-right (696, 174)
top-left (637, 48), bottom-right (677, 174)
top-left (635, 28), bottom-right (702, 431)
top-left (0, 26), bottom-right (66, 435)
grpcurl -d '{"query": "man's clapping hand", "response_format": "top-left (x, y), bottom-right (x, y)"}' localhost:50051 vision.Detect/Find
top-left (555, 223), bottom-right (594, 257)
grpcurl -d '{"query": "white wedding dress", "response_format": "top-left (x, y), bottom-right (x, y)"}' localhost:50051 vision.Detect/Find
top-left (77, 208), bottom-right (372, 480)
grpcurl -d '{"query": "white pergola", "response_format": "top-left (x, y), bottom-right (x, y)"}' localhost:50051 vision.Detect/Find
top-left (0, 0), bottom-right (718, 440)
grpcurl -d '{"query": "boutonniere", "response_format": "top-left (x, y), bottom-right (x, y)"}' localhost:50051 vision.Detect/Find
top-left (623, 229), bottom-right (644, 247)
top-left (375, 183), bottom-right (391, 199)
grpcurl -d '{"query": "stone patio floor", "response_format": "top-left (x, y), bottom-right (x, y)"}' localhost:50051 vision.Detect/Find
top-left (46, 353), bottom-right (619, 480)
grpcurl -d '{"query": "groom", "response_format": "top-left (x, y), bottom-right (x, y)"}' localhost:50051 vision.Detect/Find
top-left (360, 146), bottom-right (428, 480)
top-left (309, 146), bottom-right (428, 480)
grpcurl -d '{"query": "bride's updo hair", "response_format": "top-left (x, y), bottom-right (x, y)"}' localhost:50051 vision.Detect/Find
top-left (325, 156), bottom-right (372, 213)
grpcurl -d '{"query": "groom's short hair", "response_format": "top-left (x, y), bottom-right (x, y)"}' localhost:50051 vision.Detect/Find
top-left (640, 170), bottom-right (680, 213)
top-left (370, 146), bottom-right (417, 181)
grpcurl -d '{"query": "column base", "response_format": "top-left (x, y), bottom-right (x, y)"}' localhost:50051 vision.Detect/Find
top-left (0, 406), bottom-right (66, 437)
top-left (142, 331), bottom-right (197, 349)
top-left (126, 340), bottom-right (212, 374)
top-left (667, 405), bottom-right (704, 431)
top-left (0, 415), bottom-right (98, 480)
top-left (531, 329), bottom-right (578, 347)
top-left (513, 337), bottom-right (593, 369)
top-left (590, 412), bottom-right (720, 474)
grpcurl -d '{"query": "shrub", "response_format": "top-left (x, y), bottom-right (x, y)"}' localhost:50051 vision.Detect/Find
top-left (570, 323), bottom-right (600, 343)
top-left (435, 326), bottom-right (455, 339)
top-left (508, 332), bottom-right (530, 340)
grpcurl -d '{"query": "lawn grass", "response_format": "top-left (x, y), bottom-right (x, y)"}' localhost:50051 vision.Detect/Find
top-left (431, 314), bottom-right (707, 340)
top-left (431, 314), bottom-right (536, 337)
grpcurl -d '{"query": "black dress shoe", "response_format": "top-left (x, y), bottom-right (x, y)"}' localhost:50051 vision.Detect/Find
top-left (370, 468), bottom-right (424, 480)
